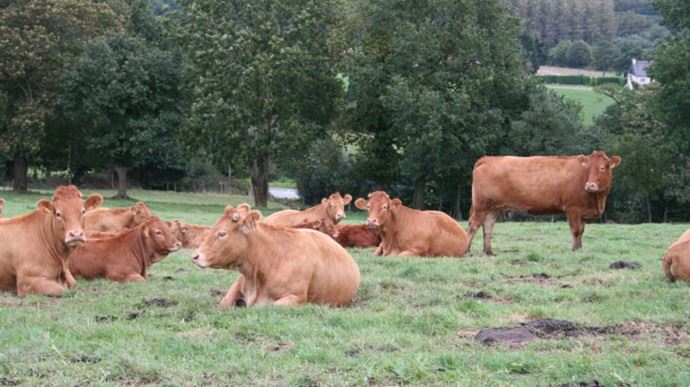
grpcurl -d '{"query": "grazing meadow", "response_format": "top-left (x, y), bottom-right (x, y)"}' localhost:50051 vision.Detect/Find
top-left (546, 85), bottom-right (615, 126)
top-left (1, 190), bottom-right (689, 386)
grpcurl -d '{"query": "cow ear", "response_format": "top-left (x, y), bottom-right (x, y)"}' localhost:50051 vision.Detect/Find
top-left (224, 205), bottom-right (235, 217)
top-left (37, 199), bottom-right (53, 213)
top-left (0, 198), bottom-right (5, 206)
top-left (343, 194), bottom-right (352, 205)
top-left (391, 198), bottom-right (403, 208)
top-left (240, 211), bottom-right (261, 234)
top-left (577, 155), bottom-right (589, 167)
top-left (164, 221), bottom-right (172, 228)
top-left (354, 198), bottom-right (368, 210)
top-left (143, 224), bottom-right (150, 238)
top-left (609, 156), bottom-right (621, 170)
top-left (321, 197), bottom-right (328, 205)
top-left (84, 194), bottom-right (103, 210)
top-left (236, 203), bottom-right (252, 215)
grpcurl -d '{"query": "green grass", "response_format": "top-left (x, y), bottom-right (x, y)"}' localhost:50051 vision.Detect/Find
top-left (547, 84), bottom-right (615, 126)
top-left (1, 190), bottom-right (689, 385)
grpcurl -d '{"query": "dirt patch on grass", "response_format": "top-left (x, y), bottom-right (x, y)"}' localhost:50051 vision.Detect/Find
top-left (141, 298), bottom-right (178, 308)
top-left (95, 315), bottom-right (118, 323)
top-left (209, 289), bottom-right (224, 297)
top-left (270, 341), bottom-right (294, 352)
top-left (474, 318), bottom-right (689, 348)
top-left (70, 355), bottom-right (101, 363)
top-left (460, 290), bottom-right (513, 304)
top-left (609, 261), bottom-right (640, 270)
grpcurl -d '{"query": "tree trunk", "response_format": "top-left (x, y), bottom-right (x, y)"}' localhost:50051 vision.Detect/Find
top-left (663, 207), bottom-right (668, 223)
top-left (413, 176), bottom-right (425, 210)
top-left (13, 154), bottom-right (28, 193)
top-left (250, 156), bottom-right (269, 207)
top-left (113, 165), bottom-right (130, 199)
top-left (645, 196), bottom-right (652, 223)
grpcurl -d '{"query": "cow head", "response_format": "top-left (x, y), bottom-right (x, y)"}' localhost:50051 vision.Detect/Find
top-left (36, 185), bottom-right (103, 247)
top-left (192, 203), bottom-right (259, 269)
top-left (322, 192), bottom-right (352, 223)
top-left (131, 202), bottom-right (152, 225)
top-left (354, 191), bottom-right (402, 230)
top-left (143, 216), bottom-right (181, 263)
top-left (577, 151), bottom-right (621, 193)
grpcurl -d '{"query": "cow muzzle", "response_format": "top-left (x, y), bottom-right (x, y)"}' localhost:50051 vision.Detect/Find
top-left (584, 182), bottom-right (600, 192)
top-left (336, 213), bottom-right (346, 221)
top-left (65, 230), bottom-right (86, 246)
top-left (191, 251), bottom-right (207, 267)
top-left (171, 241), bottom-right (182, 251)
top-left (366, 218), bottom-right (379, 229)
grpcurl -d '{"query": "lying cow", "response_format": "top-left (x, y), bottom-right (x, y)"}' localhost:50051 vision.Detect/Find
top-left (0, 197), bottom-right (5, 217)
top-left (0, 186), bottom-right (103, 296)
top-left (69, 216), bottom-right (181, 282)
top-left (263, 192), bottom-right (352, 226)
top-left (84, 201), bottom-right (151, 233)
top-left (294, 220), bottom-right (381, 248)
top-left (468, 151), bottom-right (621, 254)
top-left (166, 220), bottom-right (210, 248)
top-left (354, 191), bottom-right (468, 257)
top-left (85, 230), bottom-right (119, 239)
top-left (192, 203), bottom-right (360, 307)
top-left (663, 229), bottom-right (690, 282)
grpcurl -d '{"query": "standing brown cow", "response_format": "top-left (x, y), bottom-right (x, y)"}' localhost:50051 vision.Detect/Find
top-left (354, 191), bottom-right (468, 257)
top-left (468, 151), bottom-right (621, 254)
top-left (0, 186), bottom-right (103, 296)
top-left (70, 216), bottom-right (181, 282)
top-left (663, 229), bottom-right (690, 282)
top-left (84, 201), bottom-right (151, 233)
top-left (192, 203), bottom-right (360, 307)
top-left (262, 192), bottom-right (352, 226)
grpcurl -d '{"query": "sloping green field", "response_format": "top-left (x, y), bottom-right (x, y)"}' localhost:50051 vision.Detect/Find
top-left (547, 85), bottom-right (615, 126)
top-left (1, 190), bottom-right (688, 386)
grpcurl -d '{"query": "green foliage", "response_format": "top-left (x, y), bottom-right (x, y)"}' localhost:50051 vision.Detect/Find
top-left (520, 28), bottom-right (548, 72)
top-left (549, 40), bottom-right (573, 66)
top-left (178, 0), bottom-right (342, 207)
top-left (592, 39), bottom-right (624, 72)
top-left (565, 40), bottom-right (594, 67)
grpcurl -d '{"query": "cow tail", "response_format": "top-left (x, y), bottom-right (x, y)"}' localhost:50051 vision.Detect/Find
top-left (663, 252), bottom-right (675, 282)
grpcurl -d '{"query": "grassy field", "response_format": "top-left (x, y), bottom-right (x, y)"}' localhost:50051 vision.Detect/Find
top-left (546, 85), bottom-right (615, 126)
top-left (1, 190), bottom-right (689, 386)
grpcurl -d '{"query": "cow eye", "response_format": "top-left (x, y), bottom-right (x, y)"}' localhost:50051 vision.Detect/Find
top-left (329, 203), bottom-right (334, 208)
top-left (155, 230), bottom-right (162, 235)
top-left (81, 208), bottom-right (86, 214)
top-left (55, 211), bottom-right (62, 218)
top-left (217, 231), bottom-right (227, 238)
top-left (366, 204), bottom-right (370, 209)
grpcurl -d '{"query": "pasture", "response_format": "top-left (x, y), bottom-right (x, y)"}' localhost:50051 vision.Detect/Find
top-left (1, 190), bottom-right (689, 386)
top-left (546, 85), bottom-right (615, 126)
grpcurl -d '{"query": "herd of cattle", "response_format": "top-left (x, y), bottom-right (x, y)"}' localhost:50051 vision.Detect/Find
top-left (0, 150), bottom-right (688, 307)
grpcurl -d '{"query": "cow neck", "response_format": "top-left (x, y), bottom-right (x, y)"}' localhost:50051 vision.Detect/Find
top-left (304, 202), bottom-right (333, 223)
top-left (379, 205), bottom-right (413, 241)
top-left (591, 188), bottom-right (610, 216)
top-left (127, 226), bottom-right (154, 276)
top-left (237, 224), bottom-right (281, 280)
top-left (39, 211), bottom-right (71, 265)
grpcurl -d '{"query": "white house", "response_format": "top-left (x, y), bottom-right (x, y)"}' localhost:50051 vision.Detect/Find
top-left (625, 58), bottom-right (653, 90)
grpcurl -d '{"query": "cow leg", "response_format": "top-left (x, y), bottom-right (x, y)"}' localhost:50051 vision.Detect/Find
top-left (399, 249), bottom-right (421, 257)
top-left (124, 273), bottom-right (146, 282)
top-left (220, 275), bottom-right (245, 308)
top-left (273, 294), bottom-right (304, 306)
top-left (373, 243), bottom-right (383, 256)
top-left (64, 269), bottom-right (78, 289)
top-left (467, 208), bottom-right (488, 254)
top-left (17, 275), bottom-right (68, 297)
top-left (566, 211), bottom-right (584, 250)
top-left (482, 211), bottom-right (497, 256)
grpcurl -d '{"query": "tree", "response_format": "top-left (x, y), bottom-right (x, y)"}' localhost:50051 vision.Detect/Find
top-left (178, 0), bottom-right (342, 207)
top-left (0, 0), bottom-right (125, 191)
top-left (59, 35), bottom-right (182, 199)
top-left (549, 40), bottom-right (573, 66)
top-left (592, 39), bottom-right (623, 74)
top-left (520, 28), bottom-right (548, 72)
top-left (566, 39), bottom-right (593, 67)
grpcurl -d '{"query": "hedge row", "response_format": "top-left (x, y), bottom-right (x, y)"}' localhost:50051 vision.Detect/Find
top-left (537, 75), bottom-right (625, 86)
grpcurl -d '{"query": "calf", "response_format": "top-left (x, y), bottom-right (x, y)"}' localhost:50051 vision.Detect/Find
top-left (355, 191), bottom-right (468, 257)
top-left (263, 192), bottom-right (352, 226)
top-left (69, 216), bottom-right (181, 282)
top-left (84, 201), bottom-right (151, 233)
top-left (192, 203), bottom-right (360, 307)
top-left (0, 186), bottom-right (103, 296)
top-left (166, 220), bottom-right (210, 248)
top-left (468, 151), bottom-right (621, 254)
top-left (663, 229), bottom-right (690, 282)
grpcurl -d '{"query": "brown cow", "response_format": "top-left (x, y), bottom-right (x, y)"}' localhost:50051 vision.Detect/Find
top-left (166, 220), bottom-right (210, 248)
top-left (85, 230), bottom-right (119, 239)
top-left (0, 186), bottom-right (103, 296)
top-left (354, 191), bottom-right (468, 257)
top-left (294, 220), bottom-right (381, 249)
top-left (262, 192), bottom-right (352, 226)
top-left (467, 151), bottom-right (621, 254)
top-left (192, 203), bottom-right (360, 307)
top-left (69, 216), bottom-right (181, 282)
top-left (663, 229), bottom-right (690, 282)
top-left (84, 201), bottom-right (151, 233)
top-left (0, 197), bottom-right (5, 218)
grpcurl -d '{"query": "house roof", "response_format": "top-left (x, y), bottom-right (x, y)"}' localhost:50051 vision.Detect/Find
top-left (629, 60), bottom-right (651, 77)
